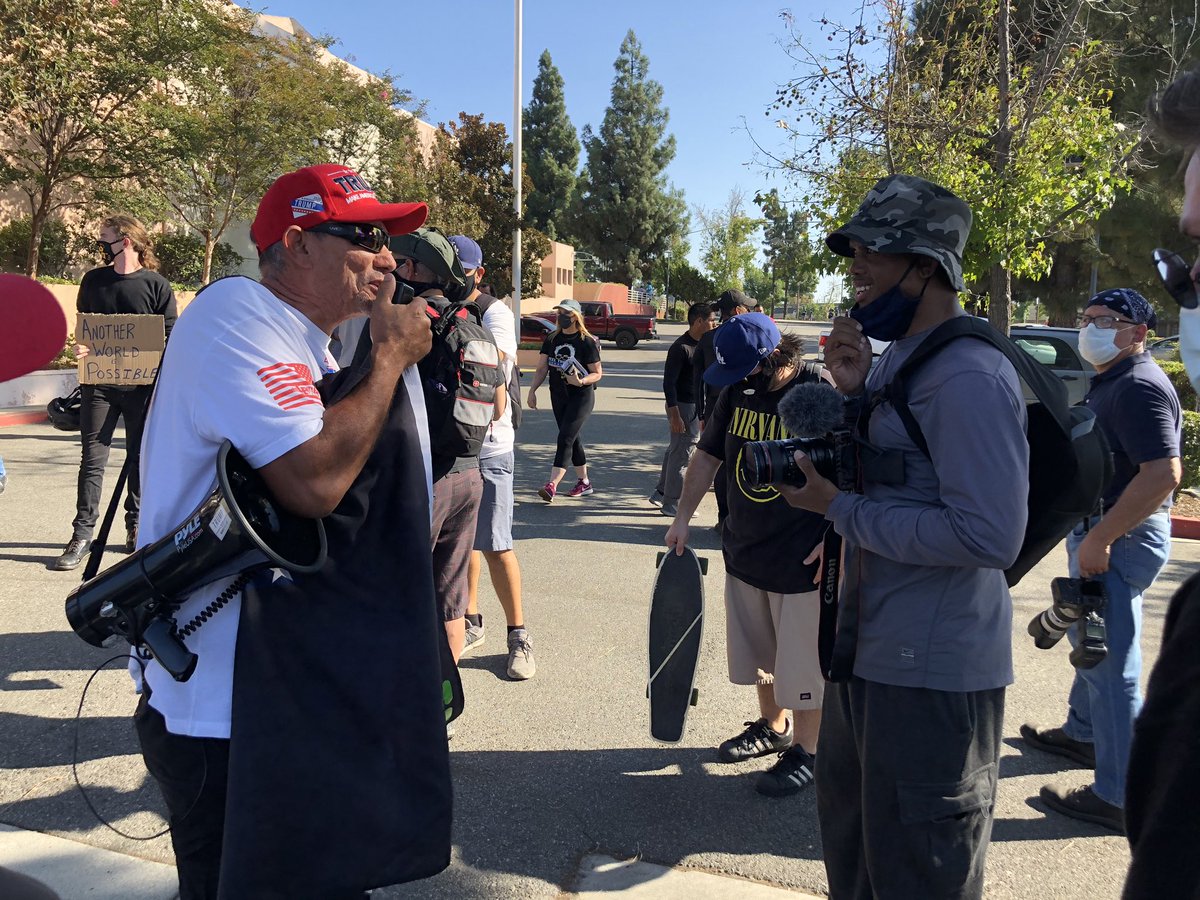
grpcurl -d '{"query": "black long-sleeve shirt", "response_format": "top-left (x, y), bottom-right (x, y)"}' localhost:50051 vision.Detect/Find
top-left (663, 332), bottom-right (699, 407)
top-left (77, 266), bottom-right (178, 340)
top-left (692, 327), bottom-right (720, 420)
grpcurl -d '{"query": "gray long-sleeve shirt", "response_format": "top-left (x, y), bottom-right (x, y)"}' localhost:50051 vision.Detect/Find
top-left (826, 326), bottom-right (1029, 692)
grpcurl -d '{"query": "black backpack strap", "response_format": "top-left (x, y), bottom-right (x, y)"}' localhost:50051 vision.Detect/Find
top-left (883, 316), bottom-right (1070, 459)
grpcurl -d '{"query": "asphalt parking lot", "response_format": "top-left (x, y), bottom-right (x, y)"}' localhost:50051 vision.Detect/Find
top-left (0, 319), bottom-right (1195, 898)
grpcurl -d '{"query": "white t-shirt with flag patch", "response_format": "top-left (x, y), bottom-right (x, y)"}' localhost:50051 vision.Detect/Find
top-left (132, 277), bottom-right (333, 738)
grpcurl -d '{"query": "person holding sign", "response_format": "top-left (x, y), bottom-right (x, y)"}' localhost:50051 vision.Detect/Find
top-left (52, 215), bottom-right (176, 571)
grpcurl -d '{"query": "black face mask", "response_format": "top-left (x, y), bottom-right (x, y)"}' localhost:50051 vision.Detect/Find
top-left (557, 314), bottom-right (575, 330)
top-left (445, 272), bottom-right (475, 304)
top-left (849, 261), bottom-right (931, 342)
top-left (96, 239), bottom-right (122, 264)
top-left (395, 274), bottom-right (441, 297)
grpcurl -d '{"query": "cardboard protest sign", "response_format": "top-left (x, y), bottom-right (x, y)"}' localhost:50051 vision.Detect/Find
top-left (76, 313), bottom-right (164, 385)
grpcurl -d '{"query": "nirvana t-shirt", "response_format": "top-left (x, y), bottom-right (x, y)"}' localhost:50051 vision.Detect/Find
top-left (541, 331), bottom-right (601, 394)
top-left (697, 364), bottom-right (828, 594)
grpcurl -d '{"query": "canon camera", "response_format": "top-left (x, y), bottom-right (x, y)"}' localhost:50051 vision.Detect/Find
top-left (1028, 577), bottom-right (1108, 669)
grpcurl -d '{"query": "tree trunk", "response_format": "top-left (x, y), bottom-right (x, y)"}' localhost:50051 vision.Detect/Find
top-left (202, 233), bottom-right (216, 285)
top-left (26, 201), bottom-right (50, 279)
top-left (989, 263), bottom-right (1012, 335)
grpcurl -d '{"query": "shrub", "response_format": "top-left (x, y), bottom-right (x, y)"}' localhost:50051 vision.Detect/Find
top-left (1159, 360), bottom-right (1199, 412)
top-left (154, 231), bottom-right (244, 288)
top-left (0, 217), bottom-right (77, 277)
top-left (1183, 410), bottom-right (1200, 490)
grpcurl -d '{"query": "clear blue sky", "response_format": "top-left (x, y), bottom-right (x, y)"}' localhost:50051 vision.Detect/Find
top-left (257, 1), bottom-right (825, 270)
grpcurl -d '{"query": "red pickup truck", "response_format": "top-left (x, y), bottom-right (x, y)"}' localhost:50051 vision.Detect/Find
top-left (578, 301), bottom-right (658, 349)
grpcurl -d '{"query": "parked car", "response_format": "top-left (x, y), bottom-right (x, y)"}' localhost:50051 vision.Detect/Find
top-left (577, 301), bottom-right (658, 349)
top-left (1008, 325), bottom-right (1095, 406)
top-left (520, 315), bottom-right (555, 346)
top-left (820, 322), bottom-right (1095, 405)
top-left (1150, 335), bottom-right (1180, 360)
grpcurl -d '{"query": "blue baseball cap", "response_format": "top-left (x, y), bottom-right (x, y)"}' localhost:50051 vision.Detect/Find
top-left (704, 313), bottom-right (781, 387)
top-left (448, 235), bottom-right (483, 270)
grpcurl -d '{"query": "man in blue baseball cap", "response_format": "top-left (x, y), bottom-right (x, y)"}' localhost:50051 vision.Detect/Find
top-left (1024, 287), bottom-right (1181, 833)
top-left (666, 313), bottom-right (828, 799)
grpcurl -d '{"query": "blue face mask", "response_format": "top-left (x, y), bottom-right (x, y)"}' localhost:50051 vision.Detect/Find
top-left (849, 261), bottom-right (927, 342)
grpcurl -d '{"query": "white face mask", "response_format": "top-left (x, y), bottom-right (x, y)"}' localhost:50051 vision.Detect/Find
top-left (1078, 323), bottom-right (1125, 366)
top-left (1181, 307), bottom-right (1200, 394)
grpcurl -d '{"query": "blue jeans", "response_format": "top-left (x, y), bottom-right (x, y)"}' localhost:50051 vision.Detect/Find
top-left (1062, 511), bottom-right (1171, 807)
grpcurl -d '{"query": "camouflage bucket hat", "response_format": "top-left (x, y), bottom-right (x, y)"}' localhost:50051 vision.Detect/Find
top-left (389, 226), bottom-right (466, 288)
top-left (826, 175), bottom-right (973, 292)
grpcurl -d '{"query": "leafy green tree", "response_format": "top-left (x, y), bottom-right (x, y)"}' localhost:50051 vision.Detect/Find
top-left (571, 31), bottom-right (686, 283)
top-left (756, 188), bottom-right (820, 299)
top-left (524, 50), bottom-right (579, 240)
top-left (0, 0), bottom-right (230, 276)
top-left (154, 231), bottom-right (243, 287)
top-left (146, 20), bottom-right (423, 284)
top-left (414, 113), bottom-right (549, 298)
top-left (698, 190), bottom-right (763, 291)
top-left (771, 0), bottom-right (1137, 333)
top-left (666, 260), bottom-right (717, 310)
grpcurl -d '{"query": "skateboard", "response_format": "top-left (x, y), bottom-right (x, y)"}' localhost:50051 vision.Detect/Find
top-left (648, 548), bottom-right (708, 743)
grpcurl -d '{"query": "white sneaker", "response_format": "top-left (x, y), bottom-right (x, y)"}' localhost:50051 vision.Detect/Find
top-left (506, 629), bottom-right (537, 680)
top-left (462, 618), bottom-right (485, 655)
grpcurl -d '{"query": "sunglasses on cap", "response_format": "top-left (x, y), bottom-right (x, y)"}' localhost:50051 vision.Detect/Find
top-left (1151, 248), bottom-right (1199, 310)
top-left (306, 222), bottom-right (389, 254)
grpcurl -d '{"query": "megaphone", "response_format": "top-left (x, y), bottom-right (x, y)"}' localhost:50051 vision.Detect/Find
top-left (66, 440), bottom-right (327, 681)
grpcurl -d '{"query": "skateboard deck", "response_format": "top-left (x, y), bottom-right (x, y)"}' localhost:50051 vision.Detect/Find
top-left (648, 548), bottom-right (706, 743)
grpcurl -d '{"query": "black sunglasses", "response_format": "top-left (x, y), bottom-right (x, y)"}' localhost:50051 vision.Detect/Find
top-left (306, 222), bottom-right (389, 254)
top-left (1151, 248), bottom-right (1199, 310)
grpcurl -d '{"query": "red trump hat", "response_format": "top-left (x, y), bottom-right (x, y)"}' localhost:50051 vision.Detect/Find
top-left (251, 164), bottom-right (428, 253)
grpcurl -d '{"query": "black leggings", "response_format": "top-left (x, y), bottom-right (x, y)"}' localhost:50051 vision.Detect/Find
top-left (550, 386), bottom-right (594, 469)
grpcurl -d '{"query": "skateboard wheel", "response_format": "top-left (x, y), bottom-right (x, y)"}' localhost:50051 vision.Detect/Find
top-left (690, 688), bottom-right (699, 707)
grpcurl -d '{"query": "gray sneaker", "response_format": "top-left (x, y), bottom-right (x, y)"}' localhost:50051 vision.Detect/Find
top-left (506, 628), bottom-right (537, 680)
top-left (462, 619), bottom-right (485, 655)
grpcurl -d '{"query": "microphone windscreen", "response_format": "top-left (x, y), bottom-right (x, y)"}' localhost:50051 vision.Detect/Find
top-left (779, 381), bottom-right (845, 438)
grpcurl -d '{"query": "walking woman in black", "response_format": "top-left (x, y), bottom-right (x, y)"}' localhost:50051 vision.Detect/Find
top-left (527, 299), bottom-right (603, 501)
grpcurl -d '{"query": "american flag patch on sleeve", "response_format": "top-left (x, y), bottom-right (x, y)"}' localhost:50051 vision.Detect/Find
top-left (257, 362), bottom-right (322, 411)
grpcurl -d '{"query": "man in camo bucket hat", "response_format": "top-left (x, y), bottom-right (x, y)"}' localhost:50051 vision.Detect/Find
top-left (826, 173), bottom-right (972, 293)
top-left (781, 174), bottom-right (1028, 899)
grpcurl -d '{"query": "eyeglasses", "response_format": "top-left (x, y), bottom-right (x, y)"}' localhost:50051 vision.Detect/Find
top-left (306, 222), bottom-right (389, 254)
top-left (1077, 314), bottom-right (1136, 329)
top-left (1152, 248), bottom-right (1200, 310)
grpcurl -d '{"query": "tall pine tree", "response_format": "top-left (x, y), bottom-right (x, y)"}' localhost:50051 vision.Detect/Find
top-left (524, 50), bottom-right (579, 240)
top-left (571, 31), bottom-right (685, 284)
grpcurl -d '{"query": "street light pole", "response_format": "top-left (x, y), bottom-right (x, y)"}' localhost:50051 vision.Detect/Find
top-left (512, 0), bottom-right (523, 335)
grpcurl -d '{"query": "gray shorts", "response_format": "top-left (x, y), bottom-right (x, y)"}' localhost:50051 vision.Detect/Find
top-left (724, 574), bottom-right (824, 711)
top-left (473, 451), bottom-right (514, 552)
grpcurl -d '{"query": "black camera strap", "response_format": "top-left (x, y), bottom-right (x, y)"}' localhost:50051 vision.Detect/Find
top-left (817, 527), bottom-right (842, 677)
top-left (81, 380), bottom-right (159, 583)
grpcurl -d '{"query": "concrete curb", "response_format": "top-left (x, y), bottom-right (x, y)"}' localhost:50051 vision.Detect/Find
top-left (0, 826), bottom-right (178, 900)
top-left (574, 854), bottom-right (823, 898)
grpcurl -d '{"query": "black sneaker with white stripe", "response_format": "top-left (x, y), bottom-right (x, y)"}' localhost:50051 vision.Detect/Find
top-left (755, 746), bottom-right (816, 798)
top-left (717, 717), bottom-right (793, 763)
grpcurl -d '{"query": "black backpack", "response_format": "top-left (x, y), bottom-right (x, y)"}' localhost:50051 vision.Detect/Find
top-left (419, 298), bottom-right (502, 459)
top-left (879, 316), bottom-right (1113, 587)
top-left (474, 293), bottom-right (523, 431)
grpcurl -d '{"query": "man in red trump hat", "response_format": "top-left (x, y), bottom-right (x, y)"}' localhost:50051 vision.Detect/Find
top-left (132, 164), bottom-right (448, 899)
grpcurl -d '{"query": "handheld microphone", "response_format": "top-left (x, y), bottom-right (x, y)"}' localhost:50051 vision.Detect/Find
top-left (778, 381), bottom-right (845, 438)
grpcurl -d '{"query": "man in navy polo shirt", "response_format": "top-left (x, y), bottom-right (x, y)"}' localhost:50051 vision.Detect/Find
top-left (1023, 288), bottom-right (1181, 833)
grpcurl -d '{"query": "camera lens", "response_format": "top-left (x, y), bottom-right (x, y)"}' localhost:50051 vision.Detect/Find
top-left (739, 440), bottom-right (805, 488)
